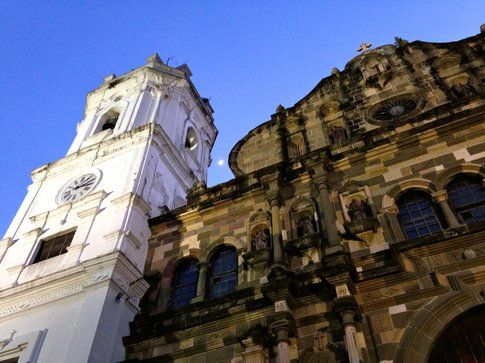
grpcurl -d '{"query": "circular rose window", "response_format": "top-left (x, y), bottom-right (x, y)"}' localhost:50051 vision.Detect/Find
top-left (368, 95), bottom-right (424, 125)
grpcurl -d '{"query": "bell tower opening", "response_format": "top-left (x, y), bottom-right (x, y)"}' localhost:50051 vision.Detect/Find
top-left (96, 109), bottom-right (120, 134)
top-left (185, 127), bottom-right (199, 151)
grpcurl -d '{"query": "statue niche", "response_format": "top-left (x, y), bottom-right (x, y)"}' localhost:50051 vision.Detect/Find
top-left (296, 214), bottom-right (316, 238)
top-left (347, 198), bottom-right (372, 222)
top-left (251, 225), bottom-right (270, 251)
top-left (360, 53), bottom-right (394, 90)
top-left (328, 125), bottom-right (348, 145)
top-left (287, 198), bottom-right (320, 263)
top-left (242, 210), bottom-right (272, 270)
top-left (339, 183), bottom-right (379, 239)
top-left (287, 132), bottom-right (305, 160)
top-left (451, 76), bottom-right (478, 98)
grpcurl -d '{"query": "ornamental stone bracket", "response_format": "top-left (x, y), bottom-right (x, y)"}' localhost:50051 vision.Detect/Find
top-left (238, 324), bottom-right (274, 362)
top-left (320, 271), bottom-right (356, 300)
top-left (241, 337), bottom-right (269, 363)
top-left (261, 277), bottom-right (297, 306)
top-left (343, 217), bottom-right (379, 235)
top-left (242, 248), bottom-right (271, 269)
top-left (332, 295), bottom-right (362, 323)
top-left (304, 155), bottom-right (330, 177)
top-left (321, 246), bottom-right (352, 272)
top-left (285, 232), bottom-right (321, 256)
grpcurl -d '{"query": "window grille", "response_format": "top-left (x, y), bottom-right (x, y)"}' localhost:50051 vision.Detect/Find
top-left (170, 259), bottom-right (199, 309)
top-left (209, 246), bottom-right (237, 299)
top-left (34, 230), bottom-right (75, 263)
top-left (397, 192), bottom-right (442, 239)
top-left (447, 176), bottom-right (485, 224)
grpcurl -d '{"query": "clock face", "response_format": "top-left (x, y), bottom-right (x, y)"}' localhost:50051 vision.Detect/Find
top-left (59, 174), bottom-right (98, 203)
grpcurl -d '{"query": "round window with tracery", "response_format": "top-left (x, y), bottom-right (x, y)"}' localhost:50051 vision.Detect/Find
top-left (368, 96), bottom-right (423, 125)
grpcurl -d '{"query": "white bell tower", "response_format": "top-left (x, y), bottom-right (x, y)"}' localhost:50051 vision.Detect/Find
top-left (0, 54), bottom-right (217, 363)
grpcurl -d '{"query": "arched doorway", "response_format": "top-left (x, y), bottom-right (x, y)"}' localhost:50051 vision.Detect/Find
top-left (428, 306), bottom-right (485, 363)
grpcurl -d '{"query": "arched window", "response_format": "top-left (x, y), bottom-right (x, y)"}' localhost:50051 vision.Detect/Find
top-left (209, 246), bottom-right (237, 299)
top-left (446, 175), bottom-right (485, 224)
top-left (170, 258), bottom-right (199, 309)
top-left (95, 109), bottom-right (120, 134)
top-left (185, 127), bottom-right (198, 151)
top-left (397, 191), bottom-right (443, 239)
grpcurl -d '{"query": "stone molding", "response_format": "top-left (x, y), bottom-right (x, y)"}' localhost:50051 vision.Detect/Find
top-left (111, 192), bottom-right (150, 214)
top-left (30, 125), bottom-right (152, 181)
top-left (393, 287), bottom-right (485, 362)
top-left (0, 329), bottom-right (47, 363)
top-left (434, 162), bottom-right (485, 190)
top-left (0, 252), bottom-right (147, 319)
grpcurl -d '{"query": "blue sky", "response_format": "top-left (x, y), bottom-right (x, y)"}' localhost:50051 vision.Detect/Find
top-left (0, 1), bottom-right (483, 236)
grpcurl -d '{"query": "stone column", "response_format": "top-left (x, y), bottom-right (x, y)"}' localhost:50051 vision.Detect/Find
top-left (380, 206), bottom-right (405, 242)
top-left (314, 175), bottom-right (340, 246)
top-left (241, 338), bottom-right (269, 363)
top-left (269, 194), bottom-right (285, 266)
top-left (192, 262), bottom-right (208, 302)
top-left (274, 324), bottom-right (291, 363)
top-left (432, 191), bottom-right (461, 229)
top-left (340, 311), bottom-right (362, 363)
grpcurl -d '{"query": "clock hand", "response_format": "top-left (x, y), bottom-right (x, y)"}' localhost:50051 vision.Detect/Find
top-left (73, 181), bottom-right (93, 190)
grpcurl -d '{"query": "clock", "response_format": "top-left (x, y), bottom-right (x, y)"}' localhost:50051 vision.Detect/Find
top-left (58, 173), bottom-right (98, 203)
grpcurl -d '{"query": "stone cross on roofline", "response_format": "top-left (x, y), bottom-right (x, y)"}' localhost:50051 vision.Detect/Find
top-left (357, 42), bottom-right (372, 52)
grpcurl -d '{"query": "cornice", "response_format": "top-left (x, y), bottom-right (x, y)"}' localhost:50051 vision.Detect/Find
top-left (31, 124), bottom-right (153, 181)
top-left (0, 252), bottom-right (147, 320)
top-left (331, 104), bottom-right (485, 172)
top-left (111, 192), bottom-right (150, 214)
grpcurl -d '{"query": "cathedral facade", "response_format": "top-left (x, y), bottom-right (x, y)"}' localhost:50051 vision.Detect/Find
top-left (123, 28), bottom-right (485, 362)
top-left (1, 27), bottom-right (484, 363)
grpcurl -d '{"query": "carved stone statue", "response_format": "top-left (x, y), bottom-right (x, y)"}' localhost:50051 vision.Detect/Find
top-left (347, 198), bottom-right (372, 222)
top-left (251, 228), bottom-right (270, 251)
top-left (297, 216), bottom-right (315, 237)
top-left (329, 126), bottom-right (348, 144)
top-left (394, 37), bottom-right (409, 48)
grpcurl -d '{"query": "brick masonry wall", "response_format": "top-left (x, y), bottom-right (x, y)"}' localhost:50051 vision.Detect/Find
top-left (124, 31), bottom-right (485, 363)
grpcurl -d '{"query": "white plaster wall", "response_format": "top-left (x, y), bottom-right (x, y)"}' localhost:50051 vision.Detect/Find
top-left (0, 282), bottom-right (134, 363)
top-left (0, 292), bottom-right (83, 363)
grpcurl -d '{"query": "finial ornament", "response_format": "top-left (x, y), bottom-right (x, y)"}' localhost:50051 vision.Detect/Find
top-left (331, 67), bottom-right (340, 75)
top-left (357, 43), bottom-right (372, 52)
